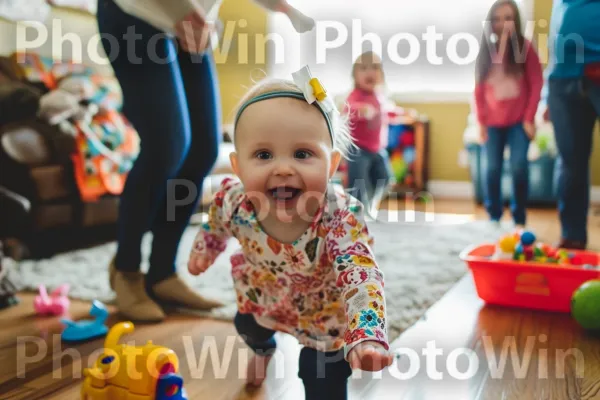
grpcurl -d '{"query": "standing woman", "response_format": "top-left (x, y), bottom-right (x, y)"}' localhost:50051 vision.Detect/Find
top-left (96, 0), bottom-right (226, 322)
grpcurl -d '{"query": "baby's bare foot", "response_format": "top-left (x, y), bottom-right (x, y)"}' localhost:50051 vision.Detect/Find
top-left (246, 354), bottom-right (273, 388)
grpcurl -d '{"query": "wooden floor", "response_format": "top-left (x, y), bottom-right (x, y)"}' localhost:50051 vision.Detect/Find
top-left (2, 199), bottom-right (600, 399)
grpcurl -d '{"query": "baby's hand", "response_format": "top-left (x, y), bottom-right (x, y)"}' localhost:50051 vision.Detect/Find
top-left (188, 252), bottom-right (211, 275)
top-left (348, 341), bottom-right (393, 372)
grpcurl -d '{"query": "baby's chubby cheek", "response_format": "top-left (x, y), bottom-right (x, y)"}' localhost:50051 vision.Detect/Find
top-left (297, 178), bottom-right (329, 215)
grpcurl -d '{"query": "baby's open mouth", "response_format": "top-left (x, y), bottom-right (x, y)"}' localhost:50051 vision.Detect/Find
top-left (268, 186), bottom-right (302, 201)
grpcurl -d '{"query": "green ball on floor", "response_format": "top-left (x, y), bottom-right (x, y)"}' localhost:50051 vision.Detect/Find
top-left (571, 280), bottom-right (600, 331)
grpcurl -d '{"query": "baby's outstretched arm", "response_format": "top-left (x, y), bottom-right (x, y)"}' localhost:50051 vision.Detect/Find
top-left (188, 178), bottom-right (239, 275)
top-left (327, 204), bottom-right (392, 371)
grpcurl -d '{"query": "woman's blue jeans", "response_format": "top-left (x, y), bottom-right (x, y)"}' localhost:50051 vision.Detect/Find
top-left (548, 77), bottom-right (600, 245)
top-left (484, 122), bottom-right (530, 225)
top-left (97, 0), bottom-right (221, 284)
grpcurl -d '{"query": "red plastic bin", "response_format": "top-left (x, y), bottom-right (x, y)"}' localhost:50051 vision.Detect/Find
top-left (460, 244), bottom-right (600, 313)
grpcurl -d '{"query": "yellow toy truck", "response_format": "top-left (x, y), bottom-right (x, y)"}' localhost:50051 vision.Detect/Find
top-left (81, 321), bottom-right (188, 400)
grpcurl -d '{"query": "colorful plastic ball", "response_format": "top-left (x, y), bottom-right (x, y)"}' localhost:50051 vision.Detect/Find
top-left (513, 243), bottom-right (524, 260)
top-left (515, 243), bottom-right (524, 255)
top-left (520, 231), bottom-right (536, 246)
top-left (523, 245), bottom-right (534, 260)
top-left (571, 280), bottom-right (600, 331)
top-left (498, 235), bottom-right (518, 253)
top-left (533, 246), bottom-right (544, 258)
top-left (557, 249), bottom-right (569, 260)
top-left (539, 243), bottom-right (556, 258)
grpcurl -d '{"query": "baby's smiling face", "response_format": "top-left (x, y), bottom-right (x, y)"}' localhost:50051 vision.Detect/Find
top-left (230, 96), bottom-right (341, 223)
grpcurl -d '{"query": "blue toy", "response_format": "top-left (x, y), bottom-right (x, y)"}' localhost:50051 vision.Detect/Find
top-left (156, 373), bottom-right (188, 400)
top-left (514, 243), bottom-right (524, 257)
top-left (520, 231), bottom-right (536, 246)
top-left (61, 300), bottom-right (109, 342)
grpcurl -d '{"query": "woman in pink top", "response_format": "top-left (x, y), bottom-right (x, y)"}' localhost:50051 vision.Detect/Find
top-left (474, 0), bottom-right (543, 227)
top-left (344, 51), bottom-right (395, 215)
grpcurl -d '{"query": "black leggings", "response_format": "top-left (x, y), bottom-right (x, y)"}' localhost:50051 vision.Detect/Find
top-left (234, 312), bottom-right (353, 400)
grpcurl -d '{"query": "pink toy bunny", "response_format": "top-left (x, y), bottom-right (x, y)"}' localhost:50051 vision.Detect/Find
top-left (34, 284), bottom-right (70, 315)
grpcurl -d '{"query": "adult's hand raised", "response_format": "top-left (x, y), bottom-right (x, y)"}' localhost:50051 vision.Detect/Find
top-left (175, 7), bottom-right (215, 54)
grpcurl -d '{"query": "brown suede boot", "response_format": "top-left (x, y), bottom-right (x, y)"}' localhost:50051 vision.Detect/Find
top-left (152, 275), bottom-right (225, 310)
top-left (109, 260), bottom-right (165, 322)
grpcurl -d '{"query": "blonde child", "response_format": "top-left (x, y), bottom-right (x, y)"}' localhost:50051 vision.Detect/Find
top-left (187, 67), bottom-right (392, 398)
top-left (344, 51), bottom-right (396, 216)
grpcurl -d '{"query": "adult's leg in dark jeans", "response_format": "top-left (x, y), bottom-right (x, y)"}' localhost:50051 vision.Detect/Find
top-left (298, 347), bottom-right (352, 400)
top-left (483, 127), bottom-right (508, 221)
top-left (147, 49), bottom-right (221, 285)
top-left (506, 123), bottom-right (530, 226)
top-left (548, 78), bottom-right (598, 245)
top-left (97, 0), bottom-right (191, 320)
top-left (98, 1), bottom-right (192, 271)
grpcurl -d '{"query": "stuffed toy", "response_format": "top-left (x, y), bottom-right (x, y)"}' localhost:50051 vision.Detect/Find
top-left (38, 75), bottom-right (100, 128)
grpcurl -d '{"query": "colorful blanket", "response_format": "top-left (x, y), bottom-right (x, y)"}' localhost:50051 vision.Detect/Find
top-left (11, 52), bottom-right (139, 202)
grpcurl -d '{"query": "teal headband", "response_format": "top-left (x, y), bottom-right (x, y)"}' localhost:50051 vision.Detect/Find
top-left (234, 91), bottom-right (334, 140)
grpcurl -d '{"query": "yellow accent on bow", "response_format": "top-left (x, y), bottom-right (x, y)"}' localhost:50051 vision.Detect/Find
top-left (309, 77), bottom-right (327, 101)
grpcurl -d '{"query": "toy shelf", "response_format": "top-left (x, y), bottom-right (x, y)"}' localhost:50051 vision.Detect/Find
top-left (385, 115), bottom-right (430, 197)
top-left (332, 110), bottom-right (430, 200)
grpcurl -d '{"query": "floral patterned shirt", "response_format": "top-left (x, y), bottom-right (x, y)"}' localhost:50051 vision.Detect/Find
top-left (191, 177), bottom-right (389, 358)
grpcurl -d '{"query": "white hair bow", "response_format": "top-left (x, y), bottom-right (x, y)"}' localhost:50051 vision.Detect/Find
top-left (291, 66), bottom-right (337, 115)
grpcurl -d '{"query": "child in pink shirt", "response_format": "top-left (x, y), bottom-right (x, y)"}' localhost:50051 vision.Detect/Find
top-left (344, 51), bottom-right (395, 216)
top-left (474, 0), bottom-right (543, 227)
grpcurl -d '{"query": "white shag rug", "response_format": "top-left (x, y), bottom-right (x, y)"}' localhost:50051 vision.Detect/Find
top-left (6, 212), bottom-right (511, 342)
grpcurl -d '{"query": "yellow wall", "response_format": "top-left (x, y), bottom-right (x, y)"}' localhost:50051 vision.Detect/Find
top-left (399, 102), bottom-right (472, 182)
top-left (215, 0), bottom-right (268, 123)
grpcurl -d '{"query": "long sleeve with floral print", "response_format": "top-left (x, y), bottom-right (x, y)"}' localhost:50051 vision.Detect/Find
top-left (190, 177), bottom-right (389, 358)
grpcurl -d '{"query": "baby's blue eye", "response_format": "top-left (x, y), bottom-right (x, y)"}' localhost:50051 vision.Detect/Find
top-left (295, 150), bottom-right (311, 159)
top-left (256, 151), bottom-right (272, 160)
